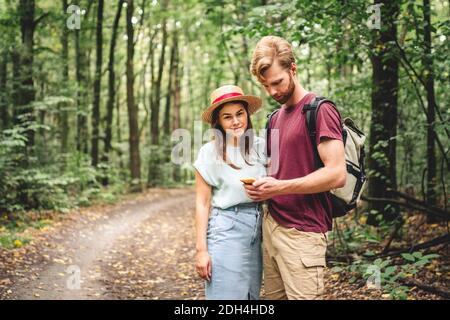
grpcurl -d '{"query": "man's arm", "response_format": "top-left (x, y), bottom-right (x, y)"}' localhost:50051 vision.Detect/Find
top-left (244, 138), bottom-right (346, 201)
top-left (279, 138), bottom-right (346, 194)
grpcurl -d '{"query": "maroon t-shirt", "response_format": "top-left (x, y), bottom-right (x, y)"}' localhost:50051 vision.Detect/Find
top-left (267, 93), bottom-right (343, 233)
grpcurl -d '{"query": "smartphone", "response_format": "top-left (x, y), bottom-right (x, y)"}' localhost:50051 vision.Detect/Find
top-left (240, 178), bottom-right (256, 185)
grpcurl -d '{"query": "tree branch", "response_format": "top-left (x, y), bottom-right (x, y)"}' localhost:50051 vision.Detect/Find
top-left (397, 54), bottom-right (450, 170)
top-left (361, 196), bottom-right (450, 220)
top-left (33, 12), bottom-right (49, 29)
top-left (387, 189), bottom-right (448, 216)
top-left (399, 278), bottom-right (450, 299)
top-left (394, 39), bottom-right (449, 140)
top-left (376, 234), bottom-right (450, 259)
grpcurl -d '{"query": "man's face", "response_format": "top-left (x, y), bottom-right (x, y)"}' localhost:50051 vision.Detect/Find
top-left (260, 60), bottom-right (296, 105)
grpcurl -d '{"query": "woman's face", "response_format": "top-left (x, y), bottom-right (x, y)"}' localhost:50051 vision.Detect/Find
top-left (218, 102), bottom-right (248, 140)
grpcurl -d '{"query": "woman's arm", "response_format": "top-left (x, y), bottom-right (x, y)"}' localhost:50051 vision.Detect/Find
top-left (195, 170), bottom-right (212, 281)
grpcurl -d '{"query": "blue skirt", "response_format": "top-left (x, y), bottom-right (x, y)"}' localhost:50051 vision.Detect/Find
top-left (205, 202), bottom-right (263, 300)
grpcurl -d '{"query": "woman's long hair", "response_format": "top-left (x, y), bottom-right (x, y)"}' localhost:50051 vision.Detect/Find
top-left (211, 102), bottom-right (255, 169)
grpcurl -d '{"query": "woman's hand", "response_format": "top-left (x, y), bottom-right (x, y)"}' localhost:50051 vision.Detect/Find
top-left (196, 250), bottom-right (212, 281)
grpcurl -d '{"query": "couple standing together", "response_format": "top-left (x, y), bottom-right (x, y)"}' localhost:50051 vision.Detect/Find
top-left (194, 36), bottom-right (346, 300)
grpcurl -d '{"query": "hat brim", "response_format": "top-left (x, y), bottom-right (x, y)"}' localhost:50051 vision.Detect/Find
top-left (201, 95), bottom-right (262, 124)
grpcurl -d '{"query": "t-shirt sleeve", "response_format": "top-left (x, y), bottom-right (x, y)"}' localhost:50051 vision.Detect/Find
top-left (193, 144), bottom-right (219, 187)
top-left (315, 103), bottom-right (343, 145)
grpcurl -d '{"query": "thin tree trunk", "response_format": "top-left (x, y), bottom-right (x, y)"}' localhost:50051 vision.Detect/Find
top-left (164, 31), bottom-right (177, 137)
top-left (147, 7), bottom-right (168, 187)
top-left (115, 76), bottom-right (124, 170)
top-left (0, 51), bottom-right (9, 129)
top-left (75, 29), bottom-right (89, 154)
top-left (367, 0), bottom-right (400, 225)
top-left (150, 15), bottom-right (168, 145)
top-left (75, 0), bottom-right (94, 155)
top-left (148, 32), bottom-right (156, 138)
top-left (91, 0), bottom-right (104, 167)
top-left (172, 38), bottom-right (182, 182)
top-left (102, 0), bottom-right (124, 185)
top-left (423, 0), bottom-right (437, 213)
top-left (60, 0), bottom-right (69, 153)
top-left (17, 0), bottom-right (36, 148)
top-left (11, 49), bottom-right (20, 125)
top-left (126, 0), bottom-right (142, 191)
top-left (172, 40), bottom-right (182, 133)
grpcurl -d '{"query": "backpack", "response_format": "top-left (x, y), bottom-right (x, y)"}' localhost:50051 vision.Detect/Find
top-left (265, 96), bottom-right (367, 218)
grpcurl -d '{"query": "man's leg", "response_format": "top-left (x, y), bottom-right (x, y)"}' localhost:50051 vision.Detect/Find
top-left (268, 214), bottom-right (327, 300)
top-left (262, 211), bottom-right (287, 300)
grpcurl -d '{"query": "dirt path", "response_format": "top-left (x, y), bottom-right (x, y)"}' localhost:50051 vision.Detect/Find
top-left (0, 187), bottom-right (444, 300)
top-left (0, 188), bottom-right (201, 300)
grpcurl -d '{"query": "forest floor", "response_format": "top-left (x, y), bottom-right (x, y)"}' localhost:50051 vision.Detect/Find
top-left (0, 187), bottom-right (447, 300)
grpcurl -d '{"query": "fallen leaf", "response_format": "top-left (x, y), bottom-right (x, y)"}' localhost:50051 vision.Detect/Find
top-left (14, 240), bottom-right (23, 248)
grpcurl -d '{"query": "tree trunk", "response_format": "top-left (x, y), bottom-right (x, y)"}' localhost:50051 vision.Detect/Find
top-left (147, 7), bottom-right (168, 187)
top-left (172, 38), bottom-right (182, 182)
top-left (126, 0), bottom-right (142, 192)
top-left (172, 39), bottom-right (181, 133)
top-left (0, 51), bottom-right (9, 129)
top-left (423, 0), bottom-right (437, 216)
top-left (17, 0), bottom-right (36, 148)
top-left (150, 17), bottom-right (167, 145)
top-left (60, 0), bottom-right (69, 153)
top-left (91, 0), bottom-right (104, 167)
top-left (163, 32), bottom-right (177, 137)
top-left (11, 49), bottom-right (20, 124)
top-left (74, 0), bottom-right (94, 155)
top-left (116, 75), bottom-right (124, 170)
top-left (75, 30), bottom-right (89, 154)
top-left (367, 0), bottom-right (400, 225)
top-left (102, 0), bottom-right (124, 185)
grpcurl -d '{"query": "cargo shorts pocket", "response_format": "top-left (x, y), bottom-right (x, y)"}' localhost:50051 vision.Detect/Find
top-left (296, 232), bottom-right (327, 298)
top-left (300, 255), bottom-right (326, 268)
top-left (299, 253), bottom-right (326, 297)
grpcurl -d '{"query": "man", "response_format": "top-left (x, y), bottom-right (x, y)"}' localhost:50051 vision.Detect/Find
top-left (244, 36), bottom-right (346, 300)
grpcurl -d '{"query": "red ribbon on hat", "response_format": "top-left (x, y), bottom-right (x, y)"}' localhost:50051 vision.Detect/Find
top-left (212, 92), bottom-right (243, 104)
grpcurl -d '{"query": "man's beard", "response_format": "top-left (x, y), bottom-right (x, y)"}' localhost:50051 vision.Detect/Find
top-left (273, 74), bottom-right (295, 105)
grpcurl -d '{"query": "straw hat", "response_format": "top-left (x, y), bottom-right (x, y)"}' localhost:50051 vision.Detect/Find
top-left (201, 85), bottom-right (262, 123)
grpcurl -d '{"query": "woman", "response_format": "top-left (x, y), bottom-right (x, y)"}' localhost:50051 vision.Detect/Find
top-left (194, 84), bottom-right (266, 300)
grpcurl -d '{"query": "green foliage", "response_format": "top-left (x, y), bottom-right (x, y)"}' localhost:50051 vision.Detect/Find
top-left (0, 215), bottom-right (52, 249)
top-left (333, 251), bottom-right (440, 300)
top-left (0, 122), bottom-right (127, 221)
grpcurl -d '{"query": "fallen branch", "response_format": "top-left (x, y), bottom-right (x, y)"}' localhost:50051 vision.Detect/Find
top-left (387, 189), bottom-right (448, 217)
top-left (377, 234), bottom-right (450, 259)
top-left (361, 195), bottom-right (450, 221)
top-left (399, 278), bottom-right (450, 299)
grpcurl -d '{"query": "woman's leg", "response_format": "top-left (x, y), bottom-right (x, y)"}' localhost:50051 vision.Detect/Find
top-left (205, 207), bottom-right (261, 300)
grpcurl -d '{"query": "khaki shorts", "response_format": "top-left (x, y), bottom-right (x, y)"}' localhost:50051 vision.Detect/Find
top-left (263, 210), bottom-right (327, 300)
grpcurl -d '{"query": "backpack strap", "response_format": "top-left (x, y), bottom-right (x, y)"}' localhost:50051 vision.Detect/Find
top-left (265, 108), bottom-right (280, 158)
top-left (303, 96), bottom-right (343, 216)
top-left (302, 96), bottom-right (339, 169)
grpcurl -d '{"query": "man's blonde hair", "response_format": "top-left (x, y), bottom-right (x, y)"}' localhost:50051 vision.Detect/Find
top-left (250, 36), bottom-right (296, 82)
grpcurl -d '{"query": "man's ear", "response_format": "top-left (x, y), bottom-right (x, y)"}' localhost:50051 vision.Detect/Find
top-left (291, 63), bottom-right (297, 75)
